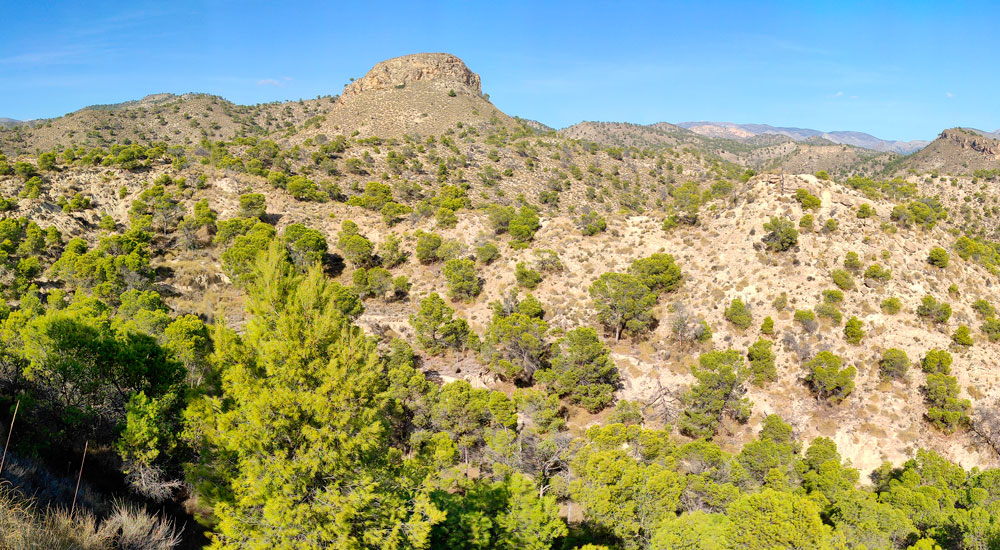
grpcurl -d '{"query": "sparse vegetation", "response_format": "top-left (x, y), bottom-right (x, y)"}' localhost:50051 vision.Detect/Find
top-left (5, 51), bottom-right (1000, 550)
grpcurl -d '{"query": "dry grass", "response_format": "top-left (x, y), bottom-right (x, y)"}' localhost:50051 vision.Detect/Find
top-left (0, 483), bottom-right (181, 550)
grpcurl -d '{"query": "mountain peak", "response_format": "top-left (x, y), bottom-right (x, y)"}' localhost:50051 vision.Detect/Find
top-left (342, 53), bottom-right (481, 97)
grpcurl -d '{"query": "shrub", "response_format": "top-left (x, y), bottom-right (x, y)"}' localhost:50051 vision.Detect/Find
top-left (436, 239), bottom-right (465, 261)
top-left (881, 297), bottom-right (902, 314)
top-left (443, 259), bottom-right (482, 301)
top-left (336, 221), bottom-right (374, 267)
top-left (823, 218), bottom-right (839, 233)
top-left (761, 316), bottom-right (774, 336)
top-left (822, 289), bottom-right (844, 304)
top-left (844, 251), bottom-right (862, 271)
top-left (864, 264), bottom-right (891, 283)
top-left (805, 351), bottom-right (856, 402)
top-left (815, 303), bottom-right (842, 325)
top-left (831, 269), bottom-right (855, 291)
top-left (354, 266), bottom-right (393, 299)
top-left (607, 400), bottom-right (643, 425)
top-left (415, 230), bottom-right (443, 264)
top-left (921, 349), bottom-right (952, 374)
top-left (799, 214), bottom-right (815, 232)
top-left (671, 181), bottom-right (702, 224)
top-left (628, 253), bottom-right (682, 295)
top-left (795, 188), bottom-right (821, 210)
top-left (928, 247), bottom-right (949, 268)
top-left (380, 202), bottom-right (412, 226)
top-left (924, 373), bottom-right (970, 433)
top-left (347, 181), bottom-right (393, 210)
top-left (725, 298), bottom-right (753, 330)
top-left (794, 309), bottom-right (817, 332)
top-left (879, 348), bottom-right (910, 380)
top-left (533, 249), bottom-right (564, 273)
top-left (678, 349), bottom-right (751, 438)
top-left (378, 234), bottom-right (407, 268)
top-left (844, 317), bottom-right (864, 344)
top-left (487, 205), bottom-right (516, 234)
top-left (916, 295), bottom-right (951, 324)
top-left (21, 176), bottom-right (43, 198)
top-left (815, 170), bottom-right (830, 180)
top-left (762, 217), bottom-right (798, 251)
top-left (509, 206), bottom-right (541, 246)
top-left (891, 198), bottom-right (946, 230)
top-left (515, 262), bottom-right (542, 289)
top-left (286, 175), bottom-right (326, 201)
top-left (952, 325), bottom-right (973, 346)
top-left (747, 338), bottom-right (776, 386)
top-left (409, 293), bottom-right (471, 355)
top-left (99, 214), bottom-right (116, 231)
top-left (436, 207), bottom-right (458, 228)
top-left (857, 204), bottom-right (875, 218)
top-left (238, 193), bottom-right (267, 219)
top-left (392, 275), bottom-right (411, 299)
top-left (476, 242), bottom-right (499, 264)
top-left (283, 223), bottom-right (328, 269)
top-left (773, 292), bottom-right (788, 311)
top-left (590, 272), bottom-right (656, 342)
top-left (481, 305), bottom-right (548, 382)
top-left (981, 317), bottom-right (1000, 342)
top-left (577, 210), bottom-right (607, 235)
top-left (536, 327), bottom-right (619, 413)
top-left (696, 320), bottom-right (713, 342)
top-left (972, 299), bottom-right (995, 318)
top-left (13, 161), bottom-right (36, 178)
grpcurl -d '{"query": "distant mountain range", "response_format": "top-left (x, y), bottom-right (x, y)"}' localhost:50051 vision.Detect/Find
top-left (675, 121), bottom-right (931, 154)
top-left (968, 127), bottom-right (1000, 140)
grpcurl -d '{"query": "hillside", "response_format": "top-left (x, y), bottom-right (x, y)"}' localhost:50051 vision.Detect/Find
top-left (0, 93), bottom-right (340, 156)
top-left (896, 127), bottom-right (1000, 175)
top-left (4, 52), bottom-right (1000, 549)
top-left (0, 54), bottom-right (998, 472)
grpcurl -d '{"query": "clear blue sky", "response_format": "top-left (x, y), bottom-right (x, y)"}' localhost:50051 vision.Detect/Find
top-left (2, 0), bottom-right (997, 141)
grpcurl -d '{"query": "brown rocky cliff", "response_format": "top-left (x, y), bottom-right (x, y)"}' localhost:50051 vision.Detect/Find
top-left (939, 128), bottom-right (1000, 157)
top-left (342, 53), bottom-right (482, 97)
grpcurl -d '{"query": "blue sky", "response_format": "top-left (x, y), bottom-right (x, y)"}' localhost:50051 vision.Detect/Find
top-left (2, 0), bottom-right (997, 141)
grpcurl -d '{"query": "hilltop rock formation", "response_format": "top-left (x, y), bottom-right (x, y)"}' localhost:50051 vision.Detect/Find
top-left (314, 53), bottom-right (511, 139)
top-left (939, 128), bottom-right (1000, 157)
top-left (342, 53), bottom-right (482, 97)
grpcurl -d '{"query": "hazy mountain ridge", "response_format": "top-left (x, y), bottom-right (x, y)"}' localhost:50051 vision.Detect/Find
top-left (677, 120), bottom-right (931, 154)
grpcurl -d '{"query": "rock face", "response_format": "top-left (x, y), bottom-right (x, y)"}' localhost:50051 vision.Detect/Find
top-left (342, 53), bottom-right (481, 97)
top-left (939, 128), bottom-right (1000, 157)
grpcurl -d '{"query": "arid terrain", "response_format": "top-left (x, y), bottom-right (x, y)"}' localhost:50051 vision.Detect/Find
top-left (4, 52), bottom-right (1000, 549)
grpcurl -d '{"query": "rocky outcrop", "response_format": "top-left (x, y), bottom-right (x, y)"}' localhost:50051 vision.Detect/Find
top-left (939, 128), bottom-right (1000, 157)
top-left (342, 53), bottom-right (481, 97)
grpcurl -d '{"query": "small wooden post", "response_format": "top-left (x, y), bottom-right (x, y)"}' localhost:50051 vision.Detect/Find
top-left (70, 440), bottom-right (88, 517)
top-left (0, 399), bottom-right (19, 477)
